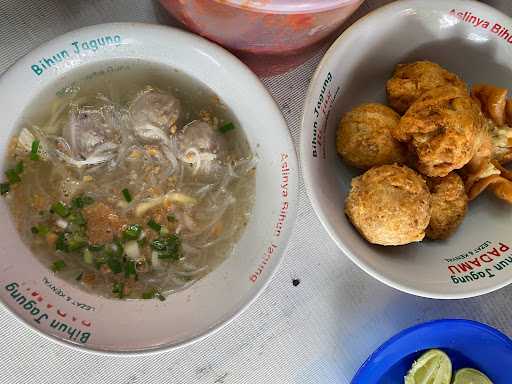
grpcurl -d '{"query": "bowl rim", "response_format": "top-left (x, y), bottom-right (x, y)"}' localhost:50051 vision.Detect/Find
top-left (0, 21), bottom-right (299, 355)
top-left (351, 318), bottom-right (512, 383)
top-left (213, 0), bottom-right (363, 14)
top-left (300, 0), bottom-right (512, 300)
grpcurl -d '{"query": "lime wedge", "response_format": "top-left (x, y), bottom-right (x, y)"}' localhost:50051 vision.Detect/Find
top-left (453, 368), bottom-right (493, 384)
top-left (404, 349), bottom-right (452, 384)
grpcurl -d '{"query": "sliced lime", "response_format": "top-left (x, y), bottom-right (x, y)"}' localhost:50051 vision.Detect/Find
top-left (453, 368), bottom-right (493, 384)
top-left (404, 349), bottom-right (452, 384)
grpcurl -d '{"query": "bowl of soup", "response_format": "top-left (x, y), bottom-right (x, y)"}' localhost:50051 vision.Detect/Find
top-left (301, 0), bottom-right (512, 298)
top-left (0, 22), bottom-right (298, 352)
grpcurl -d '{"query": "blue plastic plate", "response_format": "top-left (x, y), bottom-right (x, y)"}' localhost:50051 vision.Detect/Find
top-left (352, 319), bottom-right (512, 383)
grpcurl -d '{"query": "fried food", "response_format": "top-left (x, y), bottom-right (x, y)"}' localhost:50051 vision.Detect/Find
top-left (392, 85), bottom-right (484, 177)
top-left (345, 164), bottom-right (431, 245)
top-left (426, 173), bottom-right (467, 240)
top-left (472, 84), bottom-right (508, 126)
top-left (386, 61), bottom-right (467, 114)
top-left (336, 103), bottom-right (406, 169)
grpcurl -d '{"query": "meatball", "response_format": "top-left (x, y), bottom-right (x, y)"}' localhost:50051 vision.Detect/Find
top-left (426, 172), bottom-right (468, 240)
top-left (345, 164), bottom-right (431, 246)
top-left (336, 103), bottom-right (406, 169)
top-left (392, 85), bottom-right (484, 177)
top-left (386, 61), bottom-right (467, 114)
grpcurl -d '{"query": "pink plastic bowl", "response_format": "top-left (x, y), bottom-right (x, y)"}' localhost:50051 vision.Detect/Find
top-left (159, 0), bottom-right (365, 76)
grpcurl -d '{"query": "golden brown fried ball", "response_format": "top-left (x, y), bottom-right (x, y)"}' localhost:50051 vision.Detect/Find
top-left (392, 85), bottom-right (484, 177)
top-left (386, 61), bottom-right (467, 114)
top-left (345, 164), bottom-right (431, 246)
top-left (336, 103), bottom-right (406, 169)
top-left (426, 172), bottom-right (468, 240)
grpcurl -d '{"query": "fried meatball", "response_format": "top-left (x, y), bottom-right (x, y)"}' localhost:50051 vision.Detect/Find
top-left (426, 172), bottom-right (468, 240)
top-left (336, 103), bottom-right (406, 169)
top-left (386, 61), bottom-right (467, 114)
top-left (392, 85), bottom-right (484, 177)
top-left (345, 164), bottom-right (431, 246)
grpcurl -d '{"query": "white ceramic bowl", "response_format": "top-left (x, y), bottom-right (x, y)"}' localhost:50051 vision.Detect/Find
top-left (0, 23), bottom-right (298, 352)
top-left (301, 0), bottom-right (512, 299)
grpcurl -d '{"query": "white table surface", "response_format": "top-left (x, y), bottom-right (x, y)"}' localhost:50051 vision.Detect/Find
top-left (0, 1), bottom-right (511, 383)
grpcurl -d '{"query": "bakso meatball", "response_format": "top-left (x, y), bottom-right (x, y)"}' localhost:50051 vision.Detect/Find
top-left (345, 164), bottom-right (432, 246)
top-left (386, 61), bottom-right (467, 114)
top-left (130, 88), bottom-right (180, 131)
top-left (392, 86), bottom-right (484, 177)
top-left (426, 172), bottom-right (468, 240)
top-left (336, 103), bottom-right (406, 169)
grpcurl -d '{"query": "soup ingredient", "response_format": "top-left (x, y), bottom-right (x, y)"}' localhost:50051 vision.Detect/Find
top-left (336, 103), bottom-right (406, 169)
top-left (392, 86), bottom-right (484, 177)
top-left (386, 60), bottom-right (467, 114)
top-left (404, 349), bottom-right (452, 384)
top-left (426, 172), bottom-right (468, 240)
top-left (345, 164), bottom-right (431, 246)
top-left (472, 84), bottom-right (509, 126)
top-left (453, 368), bottom-right (493, 384)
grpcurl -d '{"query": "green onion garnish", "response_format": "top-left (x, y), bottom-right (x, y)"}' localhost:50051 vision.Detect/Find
top-left (151, 234), bottom-right (181, 261)
top-left (30, 140), bottom-right (40, 161)
top-left (147, 219), bottom-right (161, 232)
top-left (75, 272), bottom-right (84, 281)
top-left (55, 233), bottom-right (69, 252)
top-left (124, 260), bottom-right (137, 278)
top-left (88, 244), bottom-right (104, 252)
top-left (31, 224), bottom-right (49, 236)
top-left (0, 183), bottom-right (10, 195)
top-left (5, 161), bottom-right (24, 184)
top-left (107, 257), bottom-right (122, 274)
top-left (71, 195), bottom-right (94, 209)
top-left (122, 188), bottom-right (132, 203)
top-left (51, 259), bottom-right (66, 272)
top-left (141, 288), bottom-right (165, 301)
top-left (51, 201), bottom-right (70, 218)
top-left (83, 249), bottom-right (94, 264)
top-left (167, 214), bottom-right (176, 222)
top-left (219, 122), bottom-right (235, 134)
top-left (122, 224), bottom-right (142, 241)
top-left (112, 282), bottom-right (124, 298)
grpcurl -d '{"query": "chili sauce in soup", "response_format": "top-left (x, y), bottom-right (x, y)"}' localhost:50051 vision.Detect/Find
top-left (2, 62), bottom-right (256, 300)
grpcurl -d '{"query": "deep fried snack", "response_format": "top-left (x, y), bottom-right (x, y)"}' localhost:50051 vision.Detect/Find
top-left (472, 84), bottom-right (508, 126)
top-left (392, 85), bottom-right (484, 177)
top-left (345, 164), bottom-right (431, 245)
top-left (426, 173), bottom-right (467, 240)
top-left (472, 84), bottom-right (512, 164)
top-left (386, 61), bottom-right (467, 114)
top-left (336, 103), bottom-right (406, 169)
top-left (466, 160), bottom-right (512, 203)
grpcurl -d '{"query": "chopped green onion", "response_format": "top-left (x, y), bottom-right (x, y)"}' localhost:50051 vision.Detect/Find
top-left (51, 201), bottom-right (70, 218)
top-left (88, 244), bottom-right (104, 252)
top-left (14, 161), bottom-right (23, 174)
top-left (124, 260), bottom-right (137, 278)
top-left (137, 238), bottom-right (147, 248)
top-left (121, 188), bottom-right (132, 203)
top-left (30, 140), bottom-right (40, 161)
top-left (122, 224), bottom-right (142, 241)
top-left (83, 249), bottom-right (94, 264)
top-left (51, 259), bottom-right (66, 272)
top-left (147, 219), bottom-right (161, 232)
top-left (71, 195), bottom-right (94, 209)
top-left (0, 183), bottom-right (10, 195)
top-left (67, 232), bottom-right (88, 251)
top-left (68, 211), bottom-right (86, 226)
top-left (31, 224), bottom-right (49, 236)
top-left (151, 234), bottom-right (181, 261)
top-left (167, 214), bottom-right (176, 222)
top-left (55, 233), bottom-right (69, 252)
top-left (107, 257), bottom-right (122, 274)
top-left (75, 272), bottom-right (84, 281)
top-left (112, 282), bottom-right (124, 298)
top-left (160, 227), bottom-right (169, 235)
top-left (219, 122), bottom-right (235, 134)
